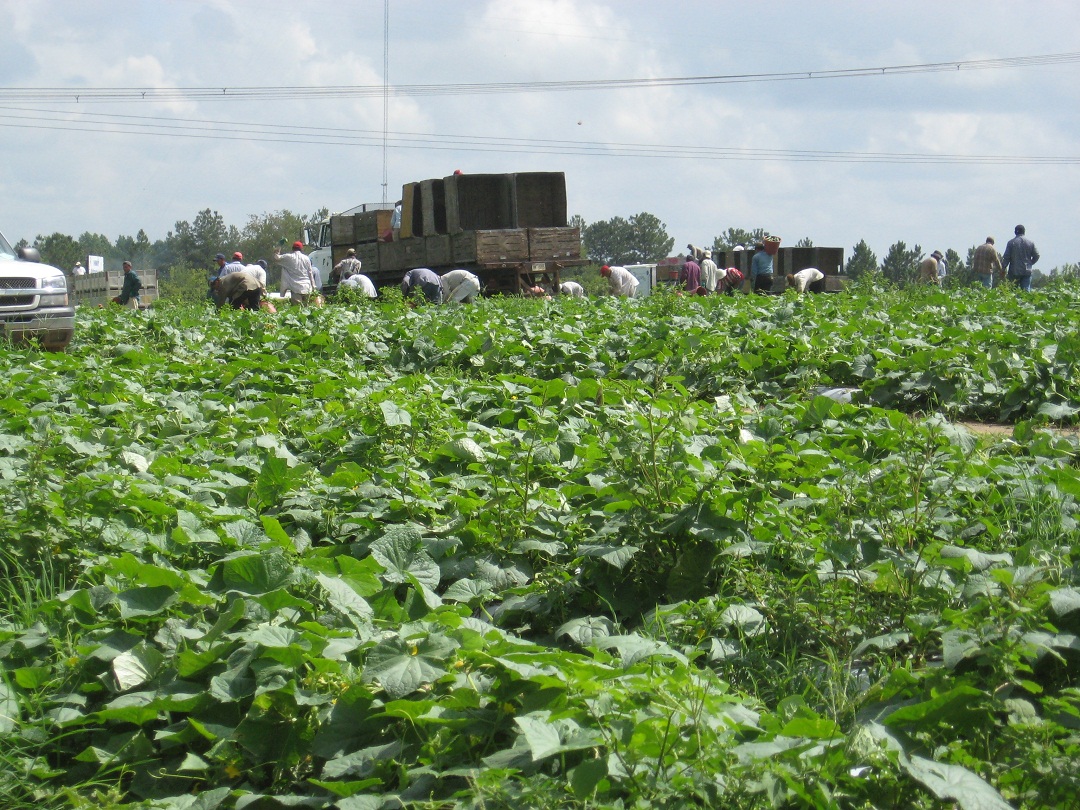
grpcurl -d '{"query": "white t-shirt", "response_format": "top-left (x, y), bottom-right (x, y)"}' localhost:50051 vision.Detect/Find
top-left (607, 266), bottom-right (639, 297)
top-left (790, 268), bottom-right (824, 292)
top-left (342, 273), bottom-right (377, 298)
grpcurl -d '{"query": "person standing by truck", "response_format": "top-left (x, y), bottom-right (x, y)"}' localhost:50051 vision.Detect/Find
top-left (700, 250), bottom-right (720, 293)
top-left (330, 248), bottom-right (362, 285)
top-left (114, 261), bottom-right (143, 309)
top-left (750, 243), bottom-right (774, 293)
top-left (679, 254), bottom-right (702, 293)
top-left (271, 241), bottom-right (318, 304)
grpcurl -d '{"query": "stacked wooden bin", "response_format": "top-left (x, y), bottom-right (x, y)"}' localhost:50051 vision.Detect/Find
top-left (328, 206), bottom-right (393, 286)
top-left (375, 171), bottom-right (582, 294)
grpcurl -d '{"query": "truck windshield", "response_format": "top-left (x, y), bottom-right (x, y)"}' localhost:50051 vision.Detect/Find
top-left (0, 231), bottom-right (16, 258)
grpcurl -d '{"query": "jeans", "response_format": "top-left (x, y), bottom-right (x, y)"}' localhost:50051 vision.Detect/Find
top-left (1009, 274), bottom-right (1032, 292)
top-left (976, 273), bottom-right (994, 289)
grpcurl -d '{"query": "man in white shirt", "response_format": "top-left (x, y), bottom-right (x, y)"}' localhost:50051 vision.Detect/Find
top-left (559, 280), bottom-right (584, 297)
top-left (72, 261), bottom-right (86, 276)
top-left (600, 264), bottom-right (639, 298)
top-left (271, 241), bottom-right (318, 304)
top-left (785, 267), bottom-right (825, 293)
top-left (441, 269), bottom-right (481, 303)
top-left (341, 271), bottom-right (377, 298)
top-left (246, 259), bottom-right (268, 290)
top-left (700, 250), bottom-right (720, 292)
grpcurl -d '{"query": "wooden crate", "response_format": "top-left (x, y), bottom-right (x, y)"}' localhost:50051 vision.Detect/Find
top-left (528, 227), bottom-right (580, 260)
top-left (356, 242), bottom-right (380, 272)
top-left (381, 238), bottom-right (426, 273)
top-left (399, 183), bottom-right (417, 240)
top-left (419, 178), bottom-right (447, 236)
top-left (513, 172), bottom-right (567, 228)
top-left (330, 215), bottom-right (356, 246)
top-left (452, 229), bottom-right (528, 264)
top-left (353, 210), bottom-right (392, 243)
top-left (445, 174), bottom-right (514, 232)
top-left (425, 234), bottom-right (452, 268)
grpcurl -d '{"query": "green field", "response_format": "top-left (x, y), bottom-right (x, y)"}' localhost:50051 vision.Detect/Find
top-left (1, 282), bottom-right (1079, 809)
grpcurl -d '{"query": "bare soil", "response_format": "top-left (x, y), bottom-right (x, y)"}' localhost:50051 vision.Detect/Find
top-left (958, 421), bottom-right (1080, 439)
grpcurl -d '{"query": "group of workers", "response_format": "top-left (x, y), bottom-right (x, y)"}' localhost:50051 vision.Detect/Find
top-left (919, 225), bottom-right (1040, 291)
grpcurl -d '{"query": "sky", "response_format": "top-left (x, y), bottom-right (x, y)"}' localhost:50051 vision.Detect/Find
top-left (2, 0), bottom-right (1080, 271)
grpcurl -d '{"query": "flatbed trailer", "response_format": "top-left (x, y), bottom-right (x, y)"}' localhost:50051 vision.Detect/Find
top-left (70, 269), bottom-right (159, 308)
top-left (311, 172), bottom-right (583, 297)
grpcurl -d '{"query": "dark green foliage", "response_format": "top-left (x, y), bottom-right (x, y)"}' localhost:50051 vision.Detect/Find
top-left (1, 284), bottom-right (1079, 808)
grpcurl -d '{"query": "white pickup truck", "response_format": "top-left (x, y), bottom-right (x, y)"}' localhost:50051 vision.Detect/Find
top-left (0, 229), bottom-right (75, 351)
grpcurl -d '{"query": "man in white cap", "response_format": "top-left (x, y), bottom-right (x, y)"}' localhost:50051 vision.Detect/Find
top-left (700, 250), bottom-right (720, 293)
top-left (72, 261), bottom-right (86, 276)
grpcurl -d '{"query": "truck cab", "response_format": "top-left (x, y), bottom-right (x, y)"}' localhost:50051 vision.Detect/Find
top-left (0, 230), bottom-right (75, 351)
top-left (305, 219), bottom-right (334, 289)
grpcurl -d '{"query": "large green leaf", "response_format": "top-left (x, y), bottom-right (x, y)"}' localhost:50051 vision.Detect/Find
top-left (370, 526), bottom-right (440, 590)
top-left (361, 633), bottom-right (458, 699)
top-left (221, 551), bottom-right (295, 594)
top-left (902, 755), bottom-right (1012, 810)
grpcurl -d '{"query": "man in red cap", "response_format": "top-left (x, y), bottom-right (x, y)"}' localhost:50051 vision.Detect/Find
top-left (600, 264), bottom-right (639, 298)
top-left (219, 251), bottom-right (246, 279)
top-left (271, 240), bottom-right (319, 304)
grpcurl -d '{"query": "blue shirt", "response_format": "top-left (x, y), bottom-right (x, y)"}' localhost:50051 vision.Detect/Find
top-left (750, 250), bottom-right (773, 281)
top-left (1002, 235), bottom-right (1039, 277)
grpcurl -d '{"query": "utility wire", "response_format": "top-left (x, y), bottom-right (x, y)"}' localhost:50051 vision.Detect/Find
top-left (2, 52), bottom-right (1078, 104)
top-left (0, 105), bottom-right (1077, 165)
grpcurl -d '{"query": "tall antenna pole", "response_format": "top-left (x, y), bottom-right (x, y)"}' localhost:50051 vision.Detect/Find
top-left (381, 0), bottom-right (389, 204)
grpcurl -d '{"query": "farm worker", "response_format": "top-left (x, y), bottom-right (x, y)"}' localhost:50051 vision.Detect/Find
top-left (936, 250), bottom-right (948, 280)
top-left (390, 200), bottom-right (403, 241)
top-left (72, 261), bottom-right (86, 276)
top-left (214, 269), bottom-right (263, 310)
top-left (114, 261), bottom-right (143, 309)
top-left (246, 259), bottom-right (268, 290)
top-left (559, 280), bottom-right (585, 297)
top-left (971, 237), bottom-right (1003, 289)
top-left (1001, 224), bottom-right (1039, 292)
top-left (785, 267), bottom-right (824, 293)
top-left (271, 241), bottom-right (319, 304)
top-left (719, 267), bottom-right (744, 295)
top-left (679, 254), bottom-right (701, 292)
top-left (750, 243), bottom-right (774, 293)
top-left (330, 248), bottom-right (362, 285)
top-left (441, 269), bottom-right (482, 303)
top-left (401, 267), bottom-right (444, 303)
top-left (219, 251), bottom-right (246, 278)
top-left (340, 270), bottom-right (377, 298)
top-left (600, 264), bottom-right (639, 298)
top-left (700, 250), bottom-right (720, 292)
top-left (918, 253), bottom-right (941, 285)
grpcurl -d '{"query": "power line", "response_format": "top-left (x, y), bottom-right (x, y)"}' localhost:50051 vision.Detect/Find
top-left (2, 51), bottom-right (1078, 104)
top-left (1, 105), bottom-right (1077, 166)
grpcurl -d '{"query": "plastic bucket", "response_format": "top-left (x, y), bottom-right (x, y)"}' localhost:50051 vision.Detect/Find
top-left (764, 236), bottom-right (781, 256)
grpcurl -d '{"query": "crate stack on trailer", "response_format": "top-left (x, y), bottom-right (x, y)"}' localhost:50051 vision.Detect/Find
top-left (358, 171), bottom-right (583, 295)
top-left (713, 246), bottom-right (846, 293)
top-left (326, 204), bottom-right (395, 282)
